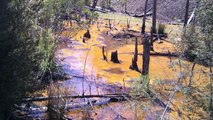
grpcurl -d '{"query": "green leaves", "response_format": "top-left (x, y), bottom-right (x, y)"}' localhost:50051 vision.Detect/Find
top-left (131, 75), bottom-right (151, 98)
top-left (181, 0), bottom-right (213, 67)
top-left (0, 0), bottom-right (64, 118)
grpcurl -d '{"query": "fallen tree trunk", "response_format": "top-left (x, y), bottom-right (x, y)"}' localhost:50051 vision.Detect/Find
top-left (21, 94), bottom-right (130, 102)
top-left (120, 52), bottom-right (178, 57)
top-left (18, 94), bottom-right (173, 116)
top-left (153, 33), bottom-right (168, 38)
top-left (16, 97), bottom-right (127, 116)
top-left (139, 52), bottom-right (178, 57)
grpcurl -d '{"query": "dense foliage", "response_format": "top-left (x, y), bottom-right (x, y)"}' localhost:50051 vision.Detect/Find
top-left (180, 0), bottom-right (213, 118)
top-left (0, 0), bottom-right (95, 119)
top-left (181, 0), bottom-right (213, 67)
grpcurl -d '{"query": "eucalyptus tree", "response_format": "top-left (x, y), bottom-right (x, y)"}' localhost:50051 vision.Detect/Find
top-left (0, 0), bottom-right (93, 119)
top-left (180, 0), bottom-right (213, 118)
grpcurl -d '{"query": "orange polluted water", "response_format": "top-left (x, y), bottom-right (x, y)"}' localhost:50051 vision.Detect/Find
top-left (55, 19), bottom-right (175, 119)
top-left (58, 20), bottom-right (177, 88)
top-left (55, 18), bottom-right (208, 119)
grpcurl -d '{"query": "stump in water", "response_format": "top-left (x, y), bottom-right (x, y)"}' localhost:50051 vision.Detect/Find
top-left (129, 37), bottom-right (140, 72)
top-left (102, 46), bottom-right (107, 61)
top-left (82, 37), bottom-right (86, 43)
top-left (129, 58), bottom-right (139, 72)
top-left (127, 19), bottom-right (130, 30)
top-left (111, 50), bottom-right (120, 63)
top-left (97, 22), bottom-right (100, 31)
top-left (84, 29), bottom-right (91, 39)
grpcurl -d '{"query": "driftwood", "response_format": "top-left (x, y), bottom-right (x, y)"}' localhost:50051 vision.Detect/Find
top-left (111, 50), bottom-right (120, 63)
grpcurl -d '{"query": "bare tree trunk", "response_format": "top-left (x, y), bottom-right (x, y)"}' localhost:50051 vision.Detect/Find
top-left (210, 67), bottom-right (213, 118)
top-left (142, 35), bottom-right (151, 75)
top-left (188, 62), bottom-right (196, 87)
top-left (152, 0), bottom-right (157, 34)
top-left (109, 19), bottom-right (112, 29)
top-left (124, 2), bottom-right (127, 14)
top-left (133, 37), bottom-right (138, 64)
top-left (127, 19), bottom-right (130, 30)
top-left (108, 0), bottom-right (111, 8)
top-left (102, 46), bottom-right (107, 61)
top-left (141, 0), bottom-right (149, 34)
top-left (151, 0), bottom-right (157, 51)
top-left (92, 0), bottom-right (98, 10)
top-left (184, 0), bottom-right (190, 27)
top-left (150, 26), bottom-right (154, 51)
top-left (130, 37), bottom-right (139, 72)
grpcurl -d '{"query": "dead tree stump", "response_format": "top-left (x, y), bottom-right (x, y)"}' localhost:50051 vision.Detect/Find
top-left (111, 50), bottom-right (120, 63)
top-left (84, 29), bottom-right (91, 39)
top-left (102, 46), bottom-right (107, 61)
top-left (97, 22), bottom-right (100, 31)
top-left (82, 37), bottom-right (86, 43)
top-left (126, 19), bottom-right (131, 31)
top-left (109, 19), bottom-right (112, 30)
top-left (129, 37), bottom-right (140, 72)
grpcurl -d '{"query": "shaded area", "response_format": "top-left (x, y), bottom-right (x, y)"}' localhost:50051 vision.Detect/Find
top-left (103, 67), bottom-right (125, 74)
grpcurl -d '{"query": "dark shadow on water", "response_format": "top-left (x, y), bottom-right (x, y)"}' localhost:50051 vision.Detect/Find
top-left (102, 67), bottom-right (125, 74)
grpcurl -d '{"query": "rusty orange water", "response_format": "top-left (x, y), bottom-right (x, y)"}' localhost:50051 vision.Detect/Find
top-left (54, 18), bottom-right (210, 119)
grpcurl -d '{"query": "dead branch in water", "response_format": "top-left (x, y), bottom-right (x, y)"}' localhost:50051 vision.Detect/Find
top-left (21, 94), bottom-right (131, 102)
top-left (120, 52), bottom-right (178, 57)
